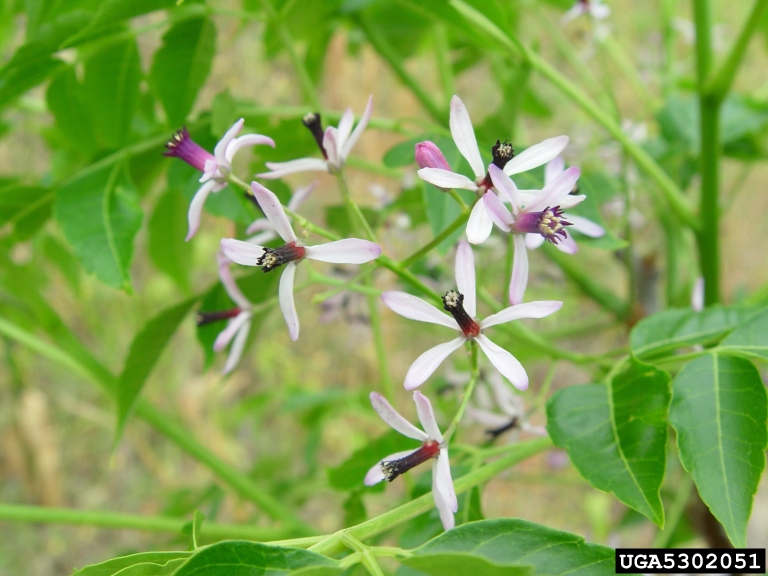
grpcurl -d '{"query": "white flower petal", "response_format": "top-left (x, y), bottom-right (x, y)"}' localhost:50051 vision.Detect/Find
top-left (404, 337), bottom-right (466, 390)
top-left (323, 126), bottom-right (340, 169)
top-left (449, 95), bottom-right (485, 179)
top-left (555, 234), bottom-right (578, 254)
top-left (481, 301), bottom-right (563, 329)
top-left (557, 194), bottom-right (586, 209)
top-left (225, 133), bottom-right (276, 164)
top-left (250, 182), bottom-right (298, 243)
top-left (509, 234), bottom-right (529, 305)
top-left (486, 369), bottom-right (522, 417)
top-left (525, 166), bottom-right (581, 213)
top-left (364, 450), bottom-right (417, 486)
top-left (214, 118), bottom-right (244, 164)
top-left (336, 107), bottom-right (355, 154)
top-left (246, 230), bottom-right (278, 246)
top-left (561, 2), bottom-right (585, 24)
top-left (568, 214), bottom-right (605, 237)
top-left (417, 168), bottom-right (477, 190)
top-left (413, 391), bottom-right (443, 442)
top-left (186, 180), bottom-right (218, 241)
top-left (222, 317), bottom-right (251, 375)
top-left (591, 2), bottom-right (611, 19)
top-left (488, 164), bottom-right (521, 209)
top-left (200, 159), bottom-right (218, 182)
top-left (475, 334), bottom-right (528, 391)
top-left (544, 156), bottom-right (565, 185)
top-left (279, 262), bottom-right (299, 341)
top-left (435, 449), bottom-right (457, 512)
top-left (287, 181), bottom-right (317, 210)
top-left (341, 94), bottom-right (374, 160)
top-left (525, 233), bottom-right (545, 250)
top-left (466, 199), bottom-right (494, 245)
top-left (467, 406), bottom-right (512, 428)
top-left (220, 238), bottom-right (266, 266)
top-left (369, 392), bottom-right (429, 441)
top-left (245, 218), bottom-right (273, 235)
top-left (454, 241), bottom-right (476, 318)
top-left (217, 252), bottom-right (251, 309)
top-left (432, 464), bottom-right (455, 531)
top-left (381, 291), bottom-right (459, 330)
top-left (258, 158), bottom-right (329, 179)
top-left (482, 190), bottom-right (513, 233)
top-left (304, 239), bottom-right (382, 264)
top-left (214, 312), bottom-right (250, 352)
top-left (504, 136), bottom-right (569, 176)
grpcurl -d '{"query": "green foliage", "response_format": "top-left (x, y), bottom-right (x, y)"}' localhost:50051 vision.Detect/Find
top-left (148, 186), bottom-right (194, 292)
top-left (669, 353), bottom-right (767, 548)
top-left (73, 552), bottom-right (192, 576)
top-left (150, 17), bottom-right (216, 127)
top-left (401, 519), bottom-right (620, 576)
top-left (54, 161), bottom-right (143, 289)
top-left (115, 297), bottom-right (199, 447)
top-left (718, 306), bottom-right (768, 360)
top-left (547, 358), bottom-right (671, 526)
top-left (47, 66), bottom-right (98, 159)
top-left (172, 542), bottom-right (342, 575)
top-left (0, 181), bottom-right (52, 240)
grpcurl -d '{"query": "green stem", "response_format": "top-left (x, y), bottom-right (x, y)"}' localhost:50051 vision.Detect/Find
top-left (707, 0), bottom-right (768, 101)
top-left (260, 0), bottom-right (320, 109)
top-left (338, 173), bottom-right (377, 242)
top-left (367, 284), bottom-right (395, 402)
top-left (661, 0), bottom-right (677, 98)
top-left (694, 0), bottom-right (721, 305)
top-left (308, 437), bottom-right (552, 556)
top-left (443, 341), bottom-right (479, 442)
top-left (433, 22), bottom-right (455, 107)
top-left (598, 33), bottom-right (660, 113)
top-left (0, 504), bottom-right (289, 541)
top-left (307, 270), bottom-right (380, 297)
top-left (450, 0), bottom-right (698, 231)
top-left (341, 533), bottom-right (386, 576)
top-left (355, 14), bottom-right (446, 124)
top-left (400, 204), bottom-right (471, 268)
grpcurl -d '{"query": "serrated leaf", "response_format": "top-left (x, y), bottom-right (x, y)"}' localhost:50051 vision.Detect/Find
top-left (54, 161), bottom-right (143, 289)
top-left (327, 429), bottom-right (418, 492)
top-left (83, 37), bottom-right (141, 149)
top-left (150, 17), bottom-right (216, 126)
top-left (404, 519), bottom-right (622, 576)
top-left (630, 306), bottom-right (757, 360)
top-left (547, 358), bottom-right (670, 526)
top-left (718, 307), bottom-right (768, 361)
top-left (148, 186), bottom-right (193, 292)
top-left (115, 297), bottom-right (198, 447)
top-left (669, 353), bottom-right (767, 548)
top-left (73, 551), bottom-right (192, 576)
top-left (173, 541), bottom-right (341, 575)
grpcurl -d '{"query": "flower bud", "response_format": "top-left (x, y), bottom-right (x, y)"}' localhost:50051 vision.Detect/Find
top-left (415, 141), bottom-right (451, 171)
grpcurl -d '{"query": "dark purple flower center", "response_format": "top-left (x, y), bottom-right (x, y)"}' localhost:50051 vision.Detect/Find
top-left (197, 308), bottom-right (242, 326)
top-left (513, 206), bottom-right (572, 244)
top-left (442, 290), bottom-right (480, 338)
top-left (381, 440), bottom-right (440, 482)
top-left (302, 113), bottom-right (327, 159)
top-left (257, 242), bottom-right (306, 272)
top-left (478, 139), bottom-right (515, 190)
top-left (164, 128), bottom-right (215, 172)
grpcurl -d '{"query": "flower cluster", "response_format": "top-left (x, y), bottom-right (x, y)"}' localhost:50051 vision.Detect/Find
top-left (164, 93), bottom-right (602, 532)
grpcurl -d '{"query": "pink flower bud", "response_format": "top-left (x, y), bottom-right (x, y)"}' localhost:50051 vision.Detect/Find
top-left (415, 141), bottom-right (450, 171)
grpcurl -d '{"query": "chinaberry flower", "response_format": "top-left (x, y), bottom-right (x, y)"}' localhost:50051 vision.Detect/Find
top-left (164, 120), bottom-right (275, 241)
top-left (416, 95), bottom-right (569, 245)
top-left (484, 164), bottom-right (582, 305)
top-left (381, 241), bottom-right (561, 390)
top-left (245, 182), bottom-right (316, 244)
top-left (524, 156), bottom-right (605, 251)
top-left (221, 183), bottom-right (382, 341)
top-left (365, 391), bottom-right (457, 531)
top-left (196, 252), bottom-right (254, 375)
top-left (561, 0), bottom-right (610, 24)
top-left (258, 96), bottom-right (373, 178)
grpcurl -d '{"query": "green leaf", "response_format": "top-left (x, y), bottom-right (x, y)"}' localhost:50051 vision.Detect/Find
top-left (73, 552), bottom-right (192, 576)
top-left (324, 205), bottom-right (379, 238)
top-left (547, 358), bottom-right (670, 526)
top-left (401, 553), bottom-right (532, 576)
top-left (54, 161), bottom-right (143, 289)
top-left (0, 181), bottom-right (53, 238)
top-left (718, 307), bottom-right (768, 361)
top-left (47, 66), bottom-right (98, 158)
top-left (83, 37), bottom-right (142, 149)
top-left (112, 560), bottom-right (187, 575)
top-left (630, 306), bottom-right (757, 360)
top-left (567, 170), bottom-right (626, 251)
top-left (115, 297), bottom-right (198, 447)
top-left (669, 353), bottom-right (767, 548)
top-left (67, 0), bottom-right (177, 44)
top-left (148, 187), bottom-right (193, 292)
top-left (403, 519), bottom-right (621, 576)
top-left (173, 541), bottom-right (341, 575)
top-left (327, 429), bottom-right (419, 492)
top-left (150, 17), bottom-right (216, 126)
top-left (211, 89), bottom-right (237, 137)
